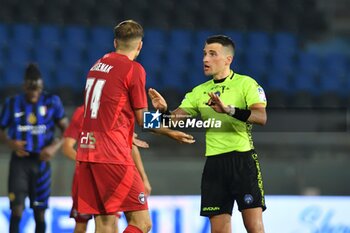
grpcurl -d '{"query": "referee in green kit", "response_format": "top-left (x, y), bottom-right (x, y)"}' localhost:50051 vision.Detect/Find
top-left (149, 35), bottom-right (267, 233)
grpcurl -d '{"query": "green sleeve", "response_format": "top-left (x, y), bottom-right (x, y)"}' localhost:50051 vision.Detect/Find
top-left (179, 90), bottom-right (199, 117)
top-left (244, 79), bottom-right (267, 108)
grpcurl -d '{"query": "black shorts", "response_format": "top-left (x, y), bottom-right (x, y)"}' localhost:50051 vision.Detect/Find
top-left (8, 153), bottom-right (51, 210)
top-left (200, 150), bottom-right (266, 217)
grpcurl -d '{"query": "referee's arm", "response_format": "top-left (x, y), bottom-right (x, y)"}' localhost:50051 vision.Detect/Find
top-left (207, 92), bottom-right (267, 126)
top-left (247, 103), bottom-right (267, 126)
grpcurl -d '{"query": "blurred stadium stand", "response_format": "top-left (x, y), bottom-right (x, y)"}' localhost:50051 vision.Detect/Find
top-left (1, 0), bottom-right (350, 196)
top-left (0, 0), bottom-right (339, 106)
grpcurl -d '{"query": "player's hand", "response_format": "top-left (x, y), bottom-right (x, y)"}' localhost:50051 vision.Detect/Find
top-left (9, 140), bottom-right (29, 157)
top-left (207, 92), bottom-right (230, 114)
top-left (133, 133), bottom-right (149, 148)
top-left (40, 138), bottom-right (60, 161)
top-left (148, 88), bottom-right (168, 112)
top-left (40, 145), bottom-right (56, 161)
top-left (167, 130), bottom-right (195, 144)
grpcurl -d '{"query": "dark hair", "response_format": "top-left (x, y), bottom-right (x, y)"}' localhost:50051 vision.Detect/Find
top-left (206, 35), bottom-right (235, 52)
top-left (25, 63), bottom-right (41, 81)
top-left (114, 19), bottom-right (144, 41)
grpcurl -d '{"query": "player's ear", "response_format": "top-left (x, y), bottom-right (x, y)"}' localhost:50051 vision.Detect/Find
top-left (137, 40), bottom-right (143, 52)
top-left (113, 39), bottom-right (117, 49)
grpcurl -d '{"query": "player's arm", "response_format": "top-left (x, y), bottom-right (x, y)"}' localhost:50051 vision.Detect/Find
top-left (40, 117), bottom-right (69, 161)
top-left (133, 132), bottom-right (149, 148)
top-left (0, 128), bottom-right (29, 156)
top-left (62, 137), bottom-right (77, 160)
top-left (131, 145), bottom-right (152, 195)
top-left (207, 93), bottom-right (267, 125)
top-left (148, 88), bottom-right (191, 121)
top-left (0, 99), bottom-right (29, 156)
top-left (134, 108), bottom-right (195, 144)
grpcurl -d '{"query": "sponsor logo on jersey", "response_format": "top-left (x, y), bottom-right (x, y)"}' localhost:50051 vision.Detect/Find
top-left (80, 132), bottom-right (96, 149)
top-left (17, 125), bottom-right (47, 134)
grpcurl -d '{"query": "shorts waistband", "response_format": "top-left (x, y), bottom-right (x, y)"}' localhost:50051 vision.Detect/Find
top-left (207, 149), bottom-right (255, 159)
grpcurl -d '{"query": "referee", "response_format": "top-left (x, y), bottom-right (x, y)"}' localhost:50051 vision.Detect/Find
top-left (149, 35), bottom-right (267, 233)
top-left (0, 63), bottom-right (68, 233)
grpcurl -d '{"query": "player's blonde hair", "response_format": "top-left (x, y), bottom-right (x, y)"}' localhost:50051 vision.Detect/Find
top-left (114, 19), bottom-right (144, 51)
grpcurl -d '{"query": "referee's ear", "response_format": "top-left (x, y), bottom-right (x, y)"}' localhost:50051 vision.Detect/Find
top-left (225, 55), bottom-right (233, 66)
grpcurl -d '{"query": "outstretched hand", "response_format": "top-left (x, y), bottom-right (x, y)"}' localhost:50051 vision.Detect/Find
top-left (207, 92), bottom-right (229, 114)
top-left (148, 88), bottom-right (168, 112)
top-left (167, 130), bottom-right (195, 144)
top-left (133, 133), bottom-right (149, 148)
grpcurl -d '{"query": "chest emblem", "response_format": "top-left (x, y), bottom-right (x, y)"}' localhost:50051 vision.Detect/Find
top-left (27, 113), bottom-right (37, 124)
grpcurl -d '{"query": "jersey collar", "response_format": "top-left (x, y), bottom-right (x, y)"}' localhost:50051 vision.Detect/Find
top-left (213, 70), bottom-right (234, 84)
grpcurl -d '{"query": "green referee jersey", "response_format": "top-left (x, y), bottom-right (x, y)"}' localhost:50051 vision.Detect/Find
top-left (179, 70), bottom-right (267, 156)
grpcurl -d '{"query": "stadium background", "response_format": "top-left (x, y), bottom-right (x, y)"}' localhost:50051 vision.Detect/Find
top-left (0, 0), bottom-right (350, 231)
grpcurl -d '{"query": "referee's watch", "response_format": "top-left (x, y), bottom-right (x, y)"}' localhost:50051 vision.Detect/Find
top-left (227, 105), bottom-right (236, 116)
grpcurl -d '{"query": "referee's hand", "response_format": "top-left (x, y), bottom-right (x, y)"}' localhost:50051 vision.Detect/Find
top-left (207, 92), bottom-right (230, 114)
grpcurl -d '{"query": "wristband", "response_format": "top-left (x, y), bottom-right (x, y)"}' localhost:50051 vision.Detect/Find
top-left (227, 105), bottom-right (251, 122)
top-left (162, 109), bottom-right (171, 116)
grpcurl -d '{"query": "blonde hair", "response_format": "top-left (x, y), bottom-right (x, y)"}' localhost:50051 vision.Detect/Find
top-left (114, 20), bottom-right (144, 51)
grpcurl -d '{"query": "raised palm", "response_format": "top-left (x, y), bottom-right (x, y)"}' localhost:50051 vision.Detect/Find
top-left (148, 88), bottom-right (168, 111)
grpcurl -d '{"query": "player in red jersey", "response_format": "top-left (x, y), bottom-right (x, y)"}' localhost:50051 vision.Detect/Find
top-left (63, 105), bottom-right (151, 233)
top-left (75, 20), bottom-right (194, 233)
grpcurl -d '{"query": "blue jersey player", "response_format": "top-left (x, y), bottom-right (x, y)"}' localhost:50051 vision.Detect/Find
top-left (0, 63), bottom-right (68, 233)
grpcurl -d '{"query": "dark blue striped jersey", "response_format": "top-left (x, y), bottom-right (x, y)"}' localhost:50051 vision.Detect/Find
top-left (0, 92), bottom-right (65, 153)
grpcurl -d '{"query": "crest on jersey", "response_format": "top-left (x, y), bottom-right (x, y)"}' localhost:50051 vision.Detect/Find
top-left (138, 192), bottom-right (146, 204)
top-left (27, 113), bottom-right (37, 124)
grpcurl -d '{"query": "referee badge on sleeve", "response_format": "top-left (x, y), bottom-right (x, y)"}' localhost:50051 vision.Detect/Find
top-left (257, 87), bottom-right (267, 102)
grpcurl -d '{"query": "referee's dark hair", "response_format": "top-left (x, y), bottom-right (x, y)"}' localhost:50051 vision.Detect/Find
top-left (206, 35), bottom-right (235, 55)
top-left (25, 63), bottom-right (42, 81)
